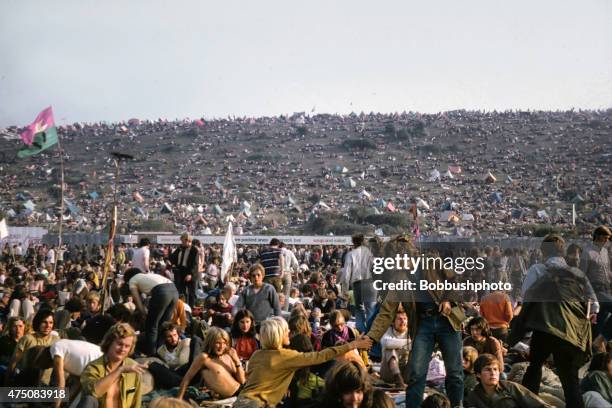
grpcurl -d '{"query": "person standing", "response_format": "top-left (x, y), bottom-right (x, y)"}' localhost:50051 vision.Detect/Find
top-left (169, 233), bottom-right (199, 307)
top-left (232, 264), bottom-right (280, 323)
top-left (280, 242), bottom-right (299, 311)
top-left (124, 268), bottom-right (179, 356)
top-left (581, 226), bottom-right (611, 341)
top-left (519, 234), bottom-right (595, 408)
top-left (259, 238), bottom-right (284, 294)
top-left (131, 238), bottom-right (150, 274)
top-left (339, 234), bottom-right (374, 333)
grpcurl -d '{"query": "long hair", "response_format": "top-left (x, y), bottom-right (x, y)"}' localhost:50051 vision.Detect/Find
top-left (231, 309), bottom-right (256, 339)
top-left (100, 323), bottom-right (137, 355)
top-left (323, 360), bottom-right (373, 408)
top-left (32, 309), bottom-right (54, 334)
top-left (466, 316), bottom-right (492, 338)
top-left (202, 327), bottom-right (230, 357)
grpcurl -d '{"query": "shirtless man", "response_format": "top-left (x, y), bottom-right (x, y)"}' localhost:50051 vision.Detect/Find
top-left (177, 327), bottom-right (246, 400)
top-left (79, 323), bottom-right (147, 408)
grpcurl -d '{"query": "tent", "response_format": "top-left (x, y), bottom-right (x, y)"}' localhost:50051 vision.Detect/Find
top-left (536, 210), bottom-right (549, 219)
top-left (63, 199), bottom-right (79, 214)
top-left (315, 201), bottom-right (331, 211)
top-left (461, 213), bottom-right (475, 221)
top-left (439, 211), bottom-right (456, 222)
top-left (133, 207), bottom-right (147, 217)
top-left (444, 170), bottom-right (454, 179)
top-left (160, 203), bottom-right (173, 214)
top-left (16, 193), bottom-right (31, 201)
top-left (511, 209), bottom-right (524, 219)
top-left (132, 192), bottom-right (144, 202)
top-left (334, 165), bottom-right (348, 174)
top-left (484, 172), bottom-right (497, 183)
top-left (343, 178), bottom-right (356, 188)
top-left (441, 202), bottom-right (459, 211)
top-left (6, 209), bottom-right (16, 218)
top-left (375, 199), bottom-right (387, 208)
top-left (214, 204), bottom-right (224, 215)
top-left (203, 227), bottom-right (212, 234)
top-left (573, 194), bottom-right (585, 203)
top-left (241, 201), bottom-right (251, 210)
top-left (194, 119), bottom-right (205, 126)
top-left (448, 166), bottom-right (462, 174)
top-left (359, 189), bottom-right (372, 200)
top-left (429, 169), bottom-right (441, 182)
top-left (416, 198), bottom-right (430, 210)
top-left (490, 192), bottom-right (503, 204)
top-left (23, 200), bottom-right (35, 211)
top-left (88, 192), bottom-right (99, 200)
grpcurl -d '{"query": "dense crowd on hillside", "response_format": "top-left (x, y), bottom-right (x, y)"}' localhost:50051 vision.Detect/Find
top-left (1, 110), bottom-right (610, 238)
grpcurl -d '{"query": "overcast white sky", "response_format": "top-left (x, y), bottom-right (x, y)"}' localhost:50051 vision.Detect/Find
top-left (1, 0), bottom-right (610, 127)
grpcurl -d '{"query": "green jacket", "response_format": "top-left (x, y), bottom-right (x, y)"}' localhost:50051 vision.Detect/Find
top-left (466, 381), bottom-right (552, 408)
top-left (521, 264), bottom-right (592, 355)
top-left (80, 356), bottom-right (142, 408)
top-left (367, 268), bottom-right (464, 341)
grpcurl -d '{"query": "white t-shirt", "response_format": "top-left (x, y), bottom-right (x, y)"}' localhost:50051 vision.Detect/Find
top-left (128, 273), bottom-right (173, 295)
top-left (50, 339), bottom-right (103, 376)
top-left (46, 249), bottom-right (56, 264)
top-left (131, 247), bottom-right (150, 272)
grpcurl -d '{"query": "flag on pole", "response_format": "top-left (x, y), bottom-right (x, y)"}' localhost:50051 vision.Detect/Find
top-left (18, 107), bottom-right (58, 158)
top-left (0, 219), bottom-right (8, 239)
top-left (220, 221), bottom-right (237, 283)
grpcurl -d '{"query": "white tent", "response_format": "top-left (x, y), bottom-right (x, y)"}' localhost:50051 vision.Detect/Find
top-left (461, 213), bottom-right (475, 221)
top-left (416, 198), bottom-right (430, 210)
top-left (359, 189), bottom-right (372, 200)
top-left (344, 178), bottom-right (357, 188)
top-left (429, 169), bottom-right (441, 182)
top-left (444, 170), bottom-right (454, 179)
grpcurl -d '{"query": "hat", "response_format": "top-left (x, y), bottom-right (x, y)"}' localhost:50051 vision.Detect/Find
top-left (593, 226), bottom-right (612, 239)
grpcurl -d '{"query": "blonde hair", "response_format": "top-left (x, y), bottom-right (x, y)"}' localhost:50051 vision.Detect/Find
top-left (202, 326), bottom-right (231, 356)
top-left (100, 323), bottom-right (137, 355)
top-left (87, 291), bottom-right (100, 302)
top-left (149, 397), bottom-right (192, 408)
top-left (260, 318), bottom-right (287, 350)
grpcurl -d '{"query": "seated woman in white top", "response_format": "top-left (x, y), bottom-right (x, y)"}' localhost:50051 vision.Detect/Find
top-left (123, 268), bottom-right (179, 355)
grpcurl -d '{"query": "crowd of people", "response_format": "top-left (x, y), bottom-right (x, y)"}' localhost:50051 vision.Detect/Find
top-left (0, 225), bottom-right (610, 407)
top-left (1, 110), bottom-right (610, 238)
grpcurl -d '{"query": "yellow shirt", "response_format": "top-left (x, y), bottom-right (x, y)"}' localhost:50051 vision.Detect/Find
top-left (80, 356), bottom-right (142, 408)
top-left (239, 343), bottom-right (351, 407)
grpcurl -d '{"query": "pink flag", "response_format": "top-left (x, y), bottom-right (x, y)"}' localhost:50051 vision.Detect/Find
top-left (21, 106), bottom-right (55, 146)
top-left (413, 224), bottom-right (421, 238)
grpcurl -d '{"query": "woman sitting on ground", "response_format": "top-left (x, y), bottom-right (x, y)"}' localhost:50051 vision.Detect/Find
top-left (178, 326), bottom-right (245, 399)
top-left (234, 317), bottom-right (372, 407)
top-left (463, 316), bottom-right (504, 369)
top-left (321, 360), bottom-right (373, 408)
top-left (231, 309), bottom-right (259, 361)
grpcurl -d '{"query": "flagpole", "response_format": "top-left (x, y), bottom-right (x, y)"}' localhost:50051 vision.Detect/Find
top-left (54, 135), bottom-right (65, 276)
top-left (100, 159), bottom-right (119, 312)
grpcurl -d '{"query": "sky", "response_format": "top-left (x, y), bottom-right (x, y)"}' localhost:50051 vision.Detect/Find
top-left (0, 0), bottom-right (611, 127)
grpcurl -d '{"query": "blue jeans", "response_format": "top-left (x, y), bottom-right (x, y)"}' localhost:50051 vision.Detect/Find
top-left (145, 283), bottom-right (179, 355)
top-left (406, 315), bottom-right (463, 408)
top-left (353, 279), bottom-right (376, 334)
